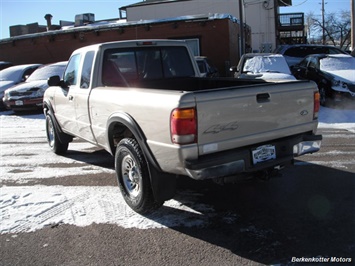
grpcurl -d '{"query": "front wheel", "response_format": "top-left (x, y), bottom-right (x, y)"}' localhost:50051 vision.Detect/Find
top-left (115, 138), bottom-right (162, 214)
top-left (45, 112), bottom-right (69, 154)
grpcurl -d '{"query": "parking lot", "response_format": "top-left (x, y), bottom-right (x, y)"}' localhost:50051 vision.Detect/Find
top-left (1, 106), bottom-right (354, 265)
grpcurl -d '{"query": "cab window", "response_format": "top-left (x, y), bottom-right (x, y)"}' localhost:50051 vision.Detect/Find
top-left (64, 54), bottom-right (81, 86)
top-left (80, 51), bottom-right (95, 89)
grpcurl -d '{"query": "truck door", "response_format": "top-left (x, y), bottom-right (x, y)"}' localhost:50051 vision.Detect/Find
top-left (74, 50), bottom-right (97, 143)
top-left (54, 53), bottom-right (81, 135)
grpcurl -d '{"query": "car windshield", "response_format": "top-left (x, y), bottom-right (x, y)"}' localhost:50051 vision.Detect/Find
top-left (320, 56), bottom-right (355, 71)
top-left (26, 64), bottom-right (66, 82)
top-left (0, 68), bottom-right (22, 81)
top-left (243, 55), bottom-right (291, 74)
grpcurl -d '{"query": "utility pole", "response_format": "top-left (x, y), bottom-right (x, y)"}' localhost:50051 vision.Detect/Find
top-left (321, 0), bottom-right (326, 44)
top-left (239, 0), bottom-right (245, 57)
top-left (352, 0), bottom-right (355, 51)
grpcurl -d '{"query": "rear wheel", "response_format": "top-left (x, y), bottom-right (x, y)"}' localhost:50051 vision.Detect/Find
top-left (115, 138), bottom-right (162, 214)
top-left (45, 112), bottom-right (69, 154)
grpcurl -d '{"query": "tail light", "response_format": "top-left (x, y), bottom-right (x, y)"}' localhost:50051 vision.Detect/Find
top-left (313, 91), bottom-right (320, 119)
top-left (170, 108), bottom-right (197, 144)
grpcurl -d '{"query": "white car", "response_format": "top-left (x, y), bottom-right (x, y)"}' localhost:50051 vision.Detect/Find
top-left (0, 64), bottom-right (42, 109)
top-left (231, 53), bottom-right (296, 81)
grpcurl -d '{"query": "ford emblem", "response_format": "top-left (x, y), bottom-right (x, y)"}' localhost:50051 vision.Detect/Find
top-left (300, 110), bottom-right (308, 116)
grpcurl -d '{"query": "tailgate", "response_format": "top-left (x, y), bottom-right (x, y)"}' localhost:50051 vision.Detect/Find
top-left (194, 81), bottom-right (318, 155)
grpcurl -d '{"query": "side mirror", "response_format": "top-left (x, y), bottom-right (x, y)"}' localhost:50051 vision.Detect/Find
top-left (48, 75), bottom-right (68, 88)
top-left (48, 75), bottom-right (61, 86)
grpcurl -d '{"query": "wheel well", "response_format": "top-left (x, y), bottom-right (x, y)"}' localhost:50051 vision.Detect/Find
top-left (109, 122), bottom-right (135, 155)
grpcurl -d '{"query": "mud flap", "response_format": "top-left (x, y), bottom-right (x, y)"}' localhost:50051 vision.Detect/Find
top-left (147, 164), bottom-right (177, 202)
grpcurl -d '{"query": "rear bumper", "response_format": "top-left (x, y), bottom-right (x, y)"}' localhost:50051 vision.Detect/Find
top-left (184, 133), bottom-right (322, 180)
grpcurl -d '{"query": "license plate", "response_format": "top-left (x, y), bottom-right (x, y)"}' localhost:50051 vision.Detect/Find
top-left (252, 144), bottom-right (276, 164)
top-left (15, 100), bottom-right (23, 106)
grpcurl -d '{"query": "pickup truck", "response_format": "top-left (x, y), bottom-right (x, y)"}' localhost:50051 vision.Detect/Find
top-left (43, 40), bottom-right (322, 214)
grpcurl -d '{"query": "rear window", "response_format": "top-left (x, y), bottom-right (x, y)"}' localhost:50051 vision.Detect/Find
top-left (102, 46), bottom-right (195, 86)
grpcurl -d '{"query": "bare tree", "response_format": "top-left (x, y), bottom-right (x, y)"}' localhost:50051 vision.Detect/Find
top-left (306, 10), bottom-right (351, 49)
top-left (305, 12), bottom-right (319, 43)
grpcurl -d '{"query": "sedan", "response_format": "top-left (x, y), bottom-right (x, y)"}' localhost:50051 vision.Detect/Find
top-left (0, 64), bottom-right (42, 109)
top-left (231, 53), bottom-right (296, 81)
top-left (291, 54), bottom-right (355, 106)
top-left (3, 62), bottom-right (66, 112)
top-left (274, 44), bottom-right (347, 67)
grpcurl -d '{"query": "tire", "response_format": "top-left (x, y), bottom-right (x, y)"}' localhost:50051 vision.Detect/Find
top-left (115, 138), bottom-right (162, 214)
top-left (45, 112), bottom-right (69, 154)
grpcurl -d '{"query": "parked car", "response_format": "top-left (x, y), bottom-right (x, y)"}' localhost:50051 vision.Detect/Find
top-left (0, 61), bottom-right (13, 71)
top-left (2, 62), bottom-right (66, 112)
top-left (230, 53), bottom-right (296, 81)
top-left (0, 64), bottom-right (42, 109)
top-left (274, 44), bottom-right (347, 67)
top-left (291, 54), bottom-right (355, 106)
top-left (195, 56), bottom-right (219, 77)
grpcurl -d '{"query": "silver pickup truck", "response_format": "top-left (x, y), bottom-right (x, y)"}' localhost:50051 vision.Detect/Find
top-left (43, 40), bottom-right (322, 213)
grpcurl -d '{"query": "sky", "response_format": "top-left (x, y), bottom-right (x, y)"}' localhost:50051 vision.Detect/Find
top-left (0, 0), bottom-right (351, 40)
top-left (0, 0), bottom-right (137, 39)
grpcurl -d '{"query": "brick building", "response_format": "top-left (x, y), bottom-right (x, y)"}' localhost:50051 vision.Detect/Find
top-left (0, 14), bottom-right (251, 76)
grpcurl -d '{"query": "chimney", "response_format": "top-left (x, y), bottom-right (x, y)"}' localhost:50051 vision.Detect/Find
top-left (44, 14), bottom-right (53, 31)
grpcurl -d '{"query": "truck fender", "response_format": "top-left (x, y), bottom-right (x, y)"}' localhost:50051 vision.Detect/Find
top-left (106, 113), bottom-right (176, 202)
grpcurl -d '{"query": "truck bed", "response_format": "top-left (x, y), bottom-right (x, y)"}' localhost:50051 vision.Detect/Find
top-left (128, 76), bottom-right (269, 91)
top-left (120, 76), bottom-right (319, 159)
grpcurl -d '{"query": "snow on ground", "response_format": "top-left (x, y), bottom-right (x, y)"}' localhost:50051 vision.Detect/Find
top-left (1, 185), bottom-right (215, 234)
top-left (0, 105), bottom-right (354, 234)
top-left (318, 106), bottom-right (355, 133)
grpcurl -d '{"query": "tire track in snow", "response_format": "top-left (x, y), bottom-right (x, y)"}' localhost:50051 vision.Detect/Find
top-left (0, 186), bottom-right (217, 234)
